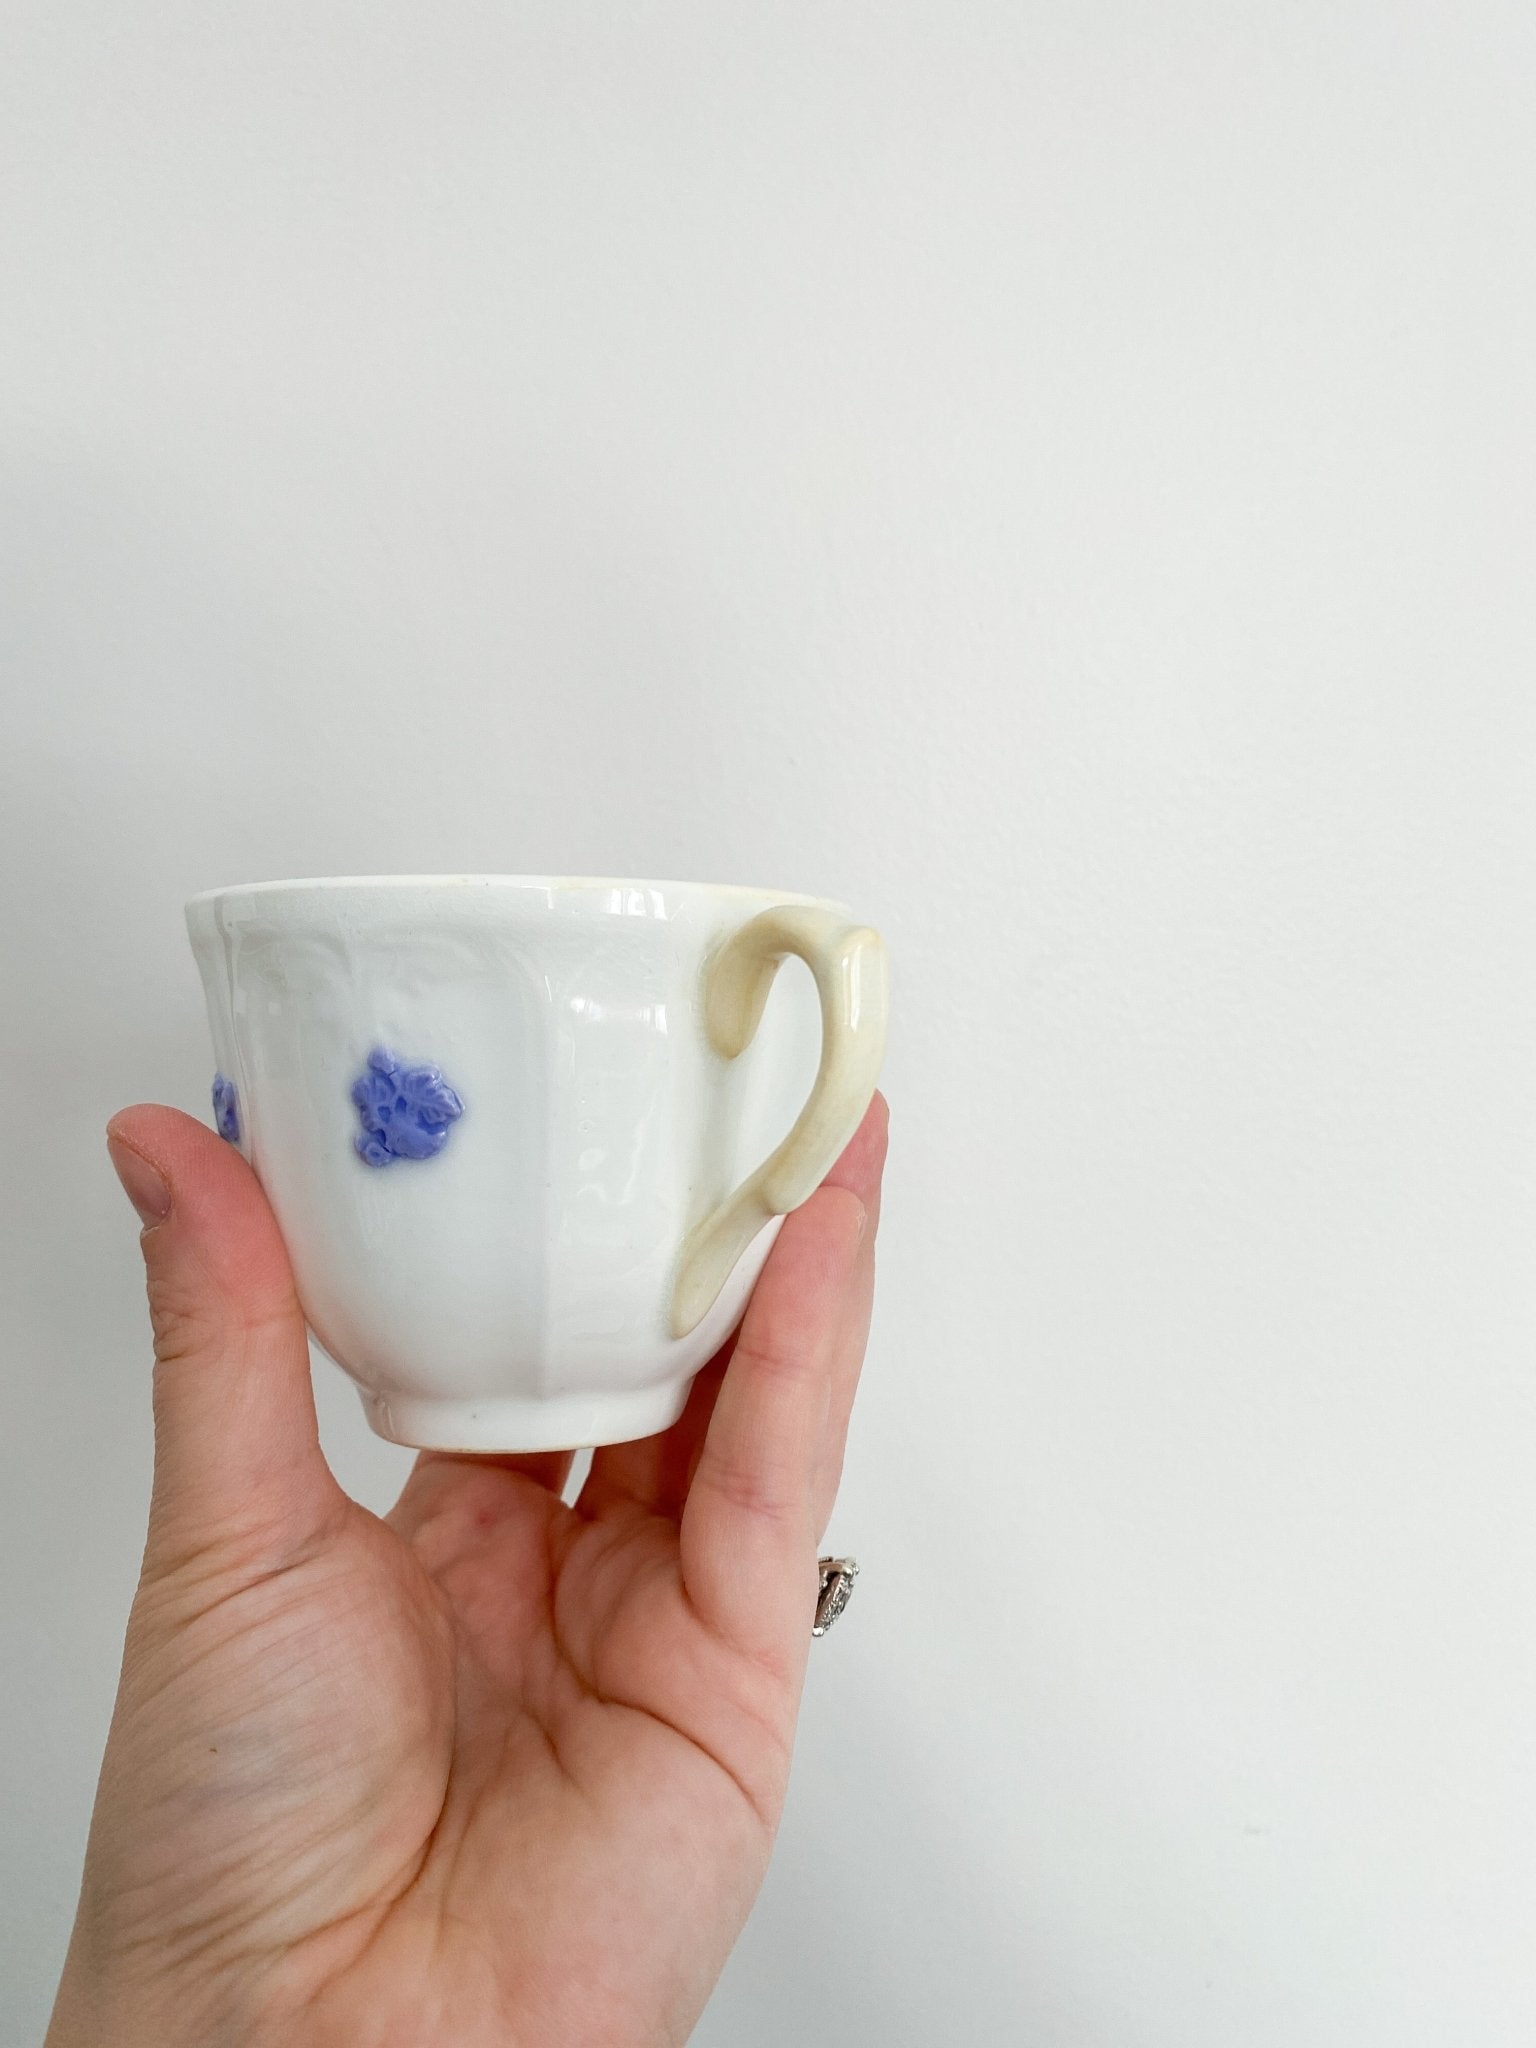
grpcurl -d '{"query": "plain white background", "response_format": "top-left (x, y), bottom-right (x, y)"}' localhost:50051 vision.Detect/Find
top-left (3, 4), bottom-right (1534, 2041)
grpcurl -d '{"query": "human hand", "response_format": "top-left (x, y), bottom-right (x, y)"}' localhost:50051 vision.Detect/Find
top-left (47, 1091), bottom-right (888, 2048)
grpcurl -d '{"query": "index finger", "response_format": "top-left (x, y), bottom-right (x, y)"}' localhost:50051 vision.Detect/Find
top-left (679, 1092), bottom-right (889, 1666)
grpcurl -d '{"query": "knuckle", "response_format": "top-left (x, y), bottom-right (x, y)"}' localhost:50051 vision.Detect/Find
top-left (144, 1264), bottom-right (230, 1368)
top-left (730, 1325), bottom-right (819, 1393)
top-left (701, 1445), bottom-right (802, 1527)
top-left (144, 1260), bottom-right (295, 1369)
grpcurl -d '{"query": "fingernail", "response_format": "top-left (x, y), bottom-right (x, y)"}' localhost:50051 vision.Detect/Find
top-left (107, 1135), bottom-right (172, 1227)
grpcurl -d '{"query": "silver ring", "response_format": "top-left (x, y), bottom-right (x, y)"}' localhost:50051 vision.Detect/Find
top-left (813, 1556), bottom-right (858, 1637)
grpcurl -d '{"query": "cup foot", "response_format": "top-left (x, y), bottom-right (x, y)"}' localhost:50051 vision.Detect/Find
top-left (360, 1379), bottom-right (693, 1453)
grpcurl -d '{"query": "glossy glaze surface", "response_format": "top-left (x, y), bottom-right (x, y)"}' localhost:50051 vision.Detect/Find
top-left (185, 875), bottom-right (889, 1451)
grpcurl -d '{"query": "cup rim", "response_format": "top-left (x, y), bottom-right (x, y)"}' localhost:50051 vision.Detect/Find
top-left (186, 873), bottom-right (854, 913)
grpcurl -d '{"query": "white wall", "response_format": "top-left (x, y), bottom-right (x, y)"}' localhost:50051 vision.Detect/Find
top-left (4, 5), bottom-right (1534, 2041)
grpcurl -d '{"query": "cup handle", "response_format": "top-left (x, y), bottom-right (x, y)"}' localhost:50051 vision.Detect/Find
top-left (670, 905), bottom-right (891, 1338)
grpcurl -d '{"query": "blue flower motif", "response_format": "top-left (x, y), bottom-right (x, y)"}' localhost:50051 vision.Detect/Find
top-left (212, 1072), bottom-right (240, 1144)
top-left (350, 1045), bottom-right (465, 1167)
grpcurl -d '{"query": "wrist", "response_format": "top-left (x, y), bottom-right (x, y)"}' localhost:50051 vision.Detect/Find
top-left (47, 1938), bottom-right (244, 2048)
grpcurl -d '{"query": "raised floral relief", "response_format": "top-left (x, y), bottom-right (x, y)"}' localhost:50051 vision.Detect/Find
top-left (211, 1072), bottom-right (240, 1144)
top-left (351, 1045), bottom-right (465, 1167)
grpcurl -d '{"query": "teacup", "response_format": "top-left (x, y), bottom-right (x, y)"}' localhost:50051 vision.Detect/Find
top-left (185, 875), bottom-right (889, 1452)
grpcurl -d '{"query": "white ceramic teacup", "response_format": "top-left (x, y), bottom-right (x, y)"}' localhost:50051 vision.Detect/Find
top-left (185, 875), bottom-right (889, 1452)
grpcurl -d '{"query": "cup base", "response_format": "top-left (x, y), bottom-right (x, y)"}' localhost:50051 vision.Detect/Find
top-left (360, 1379), bottom-right (693, 1454)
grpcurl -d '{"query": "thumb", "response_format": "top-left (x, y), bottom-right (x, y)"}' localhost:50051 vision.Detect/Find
top-left (106, 1104), bottom-right (343, 1562)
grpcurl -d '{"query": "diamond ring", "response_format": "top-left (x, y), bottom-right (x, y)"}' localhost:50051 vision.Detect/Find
top-left (813, 1557), bottom-right (858, 1637)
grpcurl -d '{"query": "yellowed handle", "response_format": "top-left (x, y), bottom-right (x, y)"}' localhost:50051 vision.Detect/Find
top-left (670, 905), bottom-right (891, 1338)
